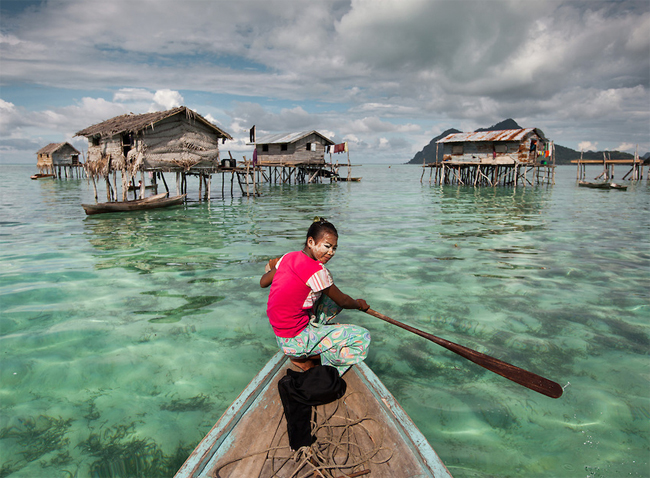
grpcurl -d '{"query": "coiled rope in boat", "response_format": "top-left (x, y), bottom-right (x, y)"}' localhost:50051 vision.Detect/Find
top-left (213, 392), bottom-right (393, 478)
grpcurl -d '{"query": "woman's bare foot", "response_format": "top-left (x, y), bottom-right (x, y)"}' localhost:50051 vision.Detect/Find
top-left (290, 355), bottom-right (321, 371)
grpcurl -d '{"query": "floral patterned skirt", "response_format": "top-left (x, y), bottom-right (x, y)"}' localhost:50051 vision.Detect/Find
top-left (276, 296), bottom-right (371, 375)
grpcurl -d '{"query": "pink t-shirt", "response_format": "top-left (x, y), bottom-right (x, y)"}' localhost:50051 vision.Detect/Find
top-left (267, 251), bottom-right (334, 338)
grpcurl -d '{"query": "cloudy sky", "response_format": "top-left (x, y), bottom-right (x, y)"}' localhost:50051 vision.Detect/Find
top-left (1, 0), bottom-right (648, 164)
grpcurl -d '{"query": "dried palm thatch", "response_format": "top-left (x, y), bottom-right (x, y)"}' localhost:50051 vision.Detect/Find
top-left (75, 106), bottom-right (232, 141)
top-left (36, 142), bottom-right (80, 155)
top-left (84, 154), bottom-right (111, 177)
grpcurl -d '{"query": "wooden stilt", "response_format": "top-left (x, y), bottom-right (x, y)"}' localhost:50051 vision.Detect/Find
top-left (121, 170), bottom-right (127, 201)
top-left (91, 175), bottom-right (98, 201)
top-left (140, 171), bottom-right (146, 199)
top-left (160, 172), bottom-right (169, 194)
top-left (105, 177), bottom-right (112, 202)
top-left (244, 156), bottom-right (250, 197)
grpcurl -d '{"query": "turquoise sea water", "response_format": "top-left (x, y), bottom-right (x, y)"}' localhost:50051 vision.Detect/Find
top-left (0, 163), bottom-right (648, 477)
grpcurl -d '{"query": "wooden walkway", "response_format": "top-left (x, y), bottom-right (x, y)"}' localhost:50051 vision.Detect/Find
top-left (571, 157), bottom-right (645, 181)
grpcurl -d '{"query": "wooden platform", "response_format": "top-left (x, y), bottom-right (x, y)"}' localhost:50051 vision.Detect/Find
top-left (422, 161), bottom-right (555, 186)
top-left (175, 352), bottom-right (452, 478)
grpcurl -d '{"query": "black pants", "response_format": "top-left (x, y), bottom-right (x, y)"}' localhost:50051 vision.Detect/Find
top-left (277, 365), bottom-right (347, 450)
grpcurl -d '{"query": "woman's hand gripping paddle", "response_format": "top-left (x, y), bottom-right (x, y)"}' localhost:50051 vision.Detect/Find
top-left (365, 309), bottom-right (563, 399)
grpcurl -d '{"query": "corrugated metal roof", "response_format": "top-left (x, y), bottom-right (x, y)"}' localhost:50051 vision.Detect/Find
top-left (437, 128), bottom-right (546, 143)
top-left (255, 130), bottom-right (335, 145)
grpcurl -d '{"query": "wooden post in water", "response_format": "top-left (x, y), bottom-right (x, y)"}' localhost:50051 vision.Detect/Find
top-left (244, 155), bottom-right (250, 197)
top-left (140, 171), bottom-right (146, 199)
top-left (91, 175), bottom-right (98, 201)
top-left (514, 164), bottom-right (519, 187)
top-left (105, 177), bottom-right (112, 202)
top-left (121, 170), bottom-right (127, 201)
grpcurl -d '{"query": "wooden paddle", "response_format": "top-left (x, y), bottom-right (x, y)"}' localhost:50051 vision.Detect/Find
top-left (364, 308), bottom-right (563, 399)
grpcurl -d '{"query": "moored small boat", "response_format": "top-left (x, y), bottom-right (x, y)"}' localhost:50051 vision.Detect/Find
top-left (578, 180), bottom-right (610, 189)
top-left (174, 351), bottom-right (452, 478)
top-left (31, 173), bottom-right (56, 179)
top-left (578, 181), bottom-right (628, 190)
top-left (81, 193), bottom-right (185, 215)
top-left (336, 177), bottom-right (362, 182)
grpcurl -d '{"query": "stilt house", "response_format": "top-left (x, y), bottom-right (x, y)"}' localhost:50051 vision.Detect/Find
top-left (75, 106), bottom-right (232, 177)
top-left (36, 142), bottom-right (80, 174)
top-left (438, 128), bottom-right (550, 164)
top-left (253, 131), bottom-right (334, 166)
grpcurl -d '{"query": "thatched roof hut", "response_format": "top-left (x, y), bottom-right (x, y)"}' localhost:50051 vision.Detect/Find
top-left (75, 106), bottom-right (233, 178)
top-left (36, 142), bottom-right (80, 173)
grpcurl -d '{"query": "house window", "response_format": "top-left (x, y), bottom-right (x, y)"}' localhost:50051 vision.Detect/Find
top-left (306, 142), bottom-right (311, 151)
top-left (262, 144), bottom-right (269, 152)
top-left (451, 145), bottom-right (463, 155)
top-left (281, 144), bottom-right (288, 151)
top-left (122, 133), bottom-right (133, 158)
top-left (91, 136), bottom-right (100, 146)
top-left (494, 144), bottom-right (507, 153)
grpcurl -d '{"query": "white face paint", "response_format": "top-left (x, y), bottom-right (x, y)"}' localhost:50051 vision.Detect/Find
top-left (305, 232), bottom-right (338, 264)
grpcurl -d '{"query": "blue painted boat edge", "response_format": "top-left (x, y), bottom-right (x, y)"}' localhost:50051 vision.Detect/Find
top-left (355, 361), bottom-right (454, 478)
top-left (176, 354), bottom-right (453, 478)
top-left (174, 351), bottom-right (288, 478)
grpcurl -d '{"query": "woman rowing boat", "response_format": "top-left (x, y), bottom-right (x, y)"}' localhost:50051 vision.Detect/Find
top-left (260, 218), bottom-right (371, 375)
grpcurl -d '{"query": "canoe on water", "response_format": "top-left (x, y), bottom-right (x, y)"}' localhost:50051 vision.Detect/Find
top-left (336, 177), bottom-right (362, 182)
top-left (578, 180), bottom-right (610, 189)
top-left (578, 181), bottom-right (627, 190)
top-left (81, 193), bottom-right (186, 215)
top-left (30, 173), bottom-right (56, 179)
top-left (174, 351), bottom-right (453, 478)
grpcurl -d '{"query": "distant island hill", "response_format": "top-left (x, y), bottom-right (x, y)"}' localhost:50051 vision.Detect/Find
top-left (406, 118), bottom-right (650, 166)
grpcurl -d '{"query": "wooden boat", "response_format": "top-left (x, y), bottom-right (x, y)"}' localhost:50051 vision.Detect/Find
top-left (336, 177), bottom-right (362, 182)
top-left (578, 180), bottom-right (610, 189)
top-left (31, 173), bottom-right (56, 179)
top-left (81, 193), bottom-right (185, 215)
top-left (578, 181), bottom-right (627, 190)
top-left (174, 351), bottom-right (452, 478)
